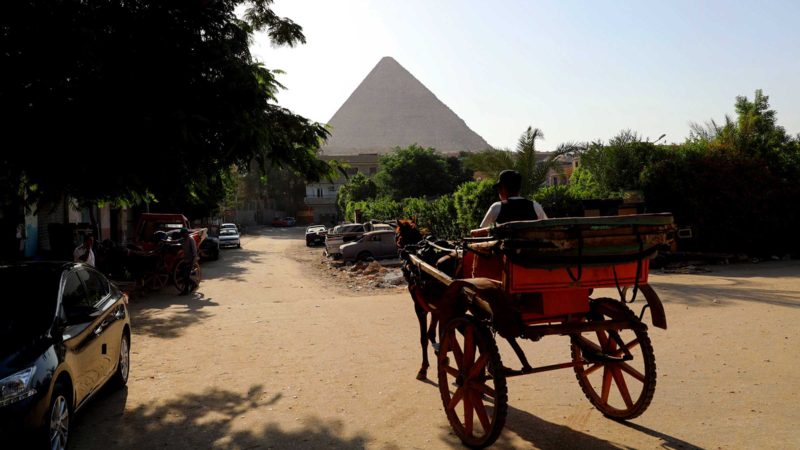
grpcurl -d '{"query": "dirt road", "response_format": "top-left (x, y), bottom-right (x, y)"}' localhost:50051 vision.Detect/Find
top-left (70, 227), bottom-right (800, 449)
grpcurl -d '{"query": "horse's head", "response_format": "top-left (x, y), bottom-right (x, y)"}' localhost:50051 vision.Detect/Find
top-left (396, 218), bottom-right (424, 249)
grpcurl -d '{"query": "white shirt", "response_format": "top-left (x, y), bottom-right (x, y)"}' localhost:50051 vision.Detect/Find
top-left (73, 245), bottom-right (96, 267)
top-left (479, 197), bottom-right (548, 228)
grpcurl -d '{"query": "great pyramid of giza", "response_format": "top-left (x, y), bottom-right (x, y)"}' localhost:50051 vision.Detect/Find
top-left (321, 57), bottom-right (490, 156)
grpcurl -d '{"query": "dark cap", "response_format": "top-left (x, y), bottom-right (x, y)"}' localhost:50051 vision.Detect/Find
top-left (493, 170), bottom-right (522, 193)
top-left (179, 227), bottom-right (190, 235)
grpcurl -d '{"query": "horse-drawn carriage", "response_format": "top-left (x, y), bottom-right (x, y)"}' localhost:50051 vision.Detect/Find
top-left (97, 214), bottom-right (205, 296)
top-left (398, 213), bottom-right (675, 448)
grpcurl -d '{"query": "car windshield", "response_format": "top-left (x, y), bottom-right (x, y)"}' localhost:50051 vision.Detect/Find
top-left (307, 226), bottom-right (324, 233)
top-left (220, 229), bottom-right (238, 235)
top-left (0, 264), bottom-right (62, 348)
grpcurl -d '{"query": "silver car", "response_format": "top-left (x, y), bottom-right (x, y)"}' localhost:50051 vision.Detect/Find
top-left (325, 223), bottom-right (365, 257)
top-left (218, 227), bottom-right (241, 248)
top-left (340, 230), bottom-right (398, 262)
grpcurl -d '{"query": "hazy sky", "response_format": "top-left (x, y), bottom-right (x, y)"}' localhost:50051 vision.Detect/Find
top-left (251, 0), bottom-right (800, 150)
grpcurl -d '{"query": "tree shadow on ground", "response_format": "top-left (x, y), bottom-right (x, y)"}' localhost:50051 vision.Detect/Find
top-left (129, 291), bottom-right (218, 339)
top-left (202, 247), bottom-right (265, 282)
top-left (70, 384), bottom-right (371, 450)
top-left (651, 277), bottom-right (800, 309)
top-left (664, 260), bottom-right (800, 280)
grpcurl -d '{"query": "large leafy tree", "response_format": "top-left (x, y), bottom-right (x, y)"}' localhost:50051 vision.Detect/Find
top-left (336, 173), bottom-right (378, 214)
top-left (466, 127), bottom-right (577, 197)
top-left (374, 145), bottom-right (468, 200)
top-left (689, 89), bottom-right (800, 179)
top-left (576, 130), bottom-right (667, 196)
top-left (453, 179), bottom-right (496, 231)
top-left (645, 90), bottom-right (800, 255)
top-left (0, 0), bottom-right (335, 213)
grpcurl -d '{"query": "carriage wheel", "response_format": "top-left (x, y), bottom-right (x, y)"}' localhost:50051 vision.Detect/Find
top-left (571, 298), bottom-right (656, 420)
top-left (438, 317), bottom-right (507, 448)
top-left (173, 260), bottom-right (202, 293)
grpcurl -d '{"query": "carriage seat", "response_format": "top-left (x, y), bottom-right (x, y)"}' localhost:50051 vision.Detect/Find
top-left (467, 213), bottom-right (675, 268)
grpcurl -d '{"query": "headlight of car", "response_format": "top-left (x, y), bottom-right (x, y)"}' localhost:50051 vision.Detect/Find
top-left (0, 367), bottom-right (37, 407)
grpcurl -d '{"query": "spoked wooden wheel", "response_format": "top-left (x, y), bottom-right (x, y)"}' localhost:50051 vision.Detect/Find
top-left (438, 317), bottom-right (507, 448)
top-left (571, 298), bottom-right (656, 420)
top-left (173, 260), bottom-right (202, 293)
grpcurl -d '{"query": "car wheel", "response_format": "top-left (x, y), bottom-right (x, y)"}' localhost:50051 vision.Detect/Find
top-left (237, 243), bottom-right (241, 249)
top-left (45, 383), bottom-right (71, 450)
top-left (111, 333), bottom-right (130, 389)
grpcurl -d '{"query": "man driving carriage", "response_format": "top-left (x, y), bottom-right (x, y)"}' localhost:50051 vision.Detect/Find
top-left (480, 169), bottom-right (547, 227)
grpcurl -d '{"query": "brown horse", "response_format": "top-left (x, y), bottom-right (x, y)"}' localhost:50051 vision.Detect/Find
top-left (396, 219), bottom-right (444, 380)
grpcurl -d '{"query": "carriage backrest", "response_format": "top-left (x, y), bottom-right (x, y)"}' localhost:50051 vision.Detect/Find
top-left (466, 213), bottom-right (675, 293)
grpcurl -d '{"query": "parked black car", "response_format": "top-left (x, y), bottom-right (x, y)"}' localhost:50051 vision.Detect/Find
top-left (305, 225), bottom-right (326, 247)
top-left (200, 235), bottom-right (220, 260)
top-left (0, 262), bottom-right (132, 450)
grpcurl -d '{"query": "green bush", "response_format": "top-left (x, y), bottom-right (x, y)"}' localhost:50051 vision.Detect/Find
top-left (453, 179), bottom-right (496, 232)
top-left (534, 185), bottom-right (584, 218)
top-left (347, 197), bottom-right (404, 223)
top-left (374, 145), bottom-right (468, 200)
top-left (643, 148), bottom-right (800, 255)
top-left (344, 193), bottom-right (468, 240)
top-left (578, 132), bottom-right (668, 194)
top-left (568, 165), bottom-right (606, 199)
top-left (337, 173), bottom-right (377, 215)
top-left (402, 195), bottom-right (461, 239)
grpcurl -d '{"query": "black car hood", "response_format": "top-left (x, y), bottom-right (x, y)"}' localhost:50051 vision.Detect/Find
top-left (0, 333), bottom-right (52, 377)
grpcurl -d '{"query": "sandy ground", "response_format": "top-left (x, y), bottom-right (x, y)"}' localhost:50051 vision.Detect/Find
top-left (68, 226), bottom-right (800, 449)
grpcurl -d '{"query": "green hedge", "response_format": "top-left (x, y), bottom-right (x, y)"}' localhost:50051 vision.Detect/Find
top-left (344, 180), bottom-right (497, 240)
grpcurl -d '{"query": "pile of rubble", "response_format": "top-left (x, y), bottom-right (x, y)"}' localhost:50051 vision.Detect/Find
top-left (321, 258), bottom-right (407, 292)
top-left (323, 260), bottom-right (406, 292)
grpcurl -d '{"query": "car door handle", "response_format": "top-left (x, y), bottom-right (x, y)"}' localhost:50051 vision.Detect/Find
top-left (94, 319), bottom-right (109, 335)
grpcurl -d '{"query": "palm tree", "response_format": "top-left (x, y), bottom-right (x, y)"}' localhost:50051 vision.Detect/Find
top-left (467, 126), bottom-right (579, 197)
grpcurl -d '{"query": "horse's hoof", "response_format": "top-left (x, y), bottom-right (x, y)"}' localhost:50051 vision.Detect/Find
top-left (416, 371), bottom-right (427, 380)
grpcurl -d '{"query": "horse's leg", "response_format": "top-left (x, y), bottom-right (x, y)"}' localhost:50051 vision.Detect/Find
top-left (415, 302), bottom-right (429, 380)
top-left (428, 316), bottom-right (439, 353)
